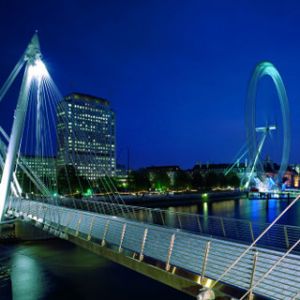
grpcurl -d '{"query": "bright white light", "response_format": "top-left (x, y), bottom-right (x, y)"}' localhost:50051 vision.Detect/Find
top-left (28, 59), bottom-right (48, 81)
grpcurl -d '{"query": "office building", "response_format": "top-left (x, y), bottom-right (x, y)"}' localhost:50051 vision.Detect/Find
top-left (56, 93), bottom-right (116, 180)
top-left (17, 155), bottom-right (57, 192)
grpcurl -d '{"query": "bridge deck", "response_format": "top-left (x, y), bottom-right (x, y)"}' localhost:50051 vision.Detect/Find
top-left (7, 199), bottom-right (300, 300)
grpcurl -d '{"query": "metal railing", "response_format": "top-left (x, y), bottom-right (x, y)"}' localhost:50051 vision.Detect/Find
top-left (211, 195), bottom-right (300, 299)
top-left (7, 198), bottom-right (300, 300)
top-left (8, 196), bottom-right (300, 253)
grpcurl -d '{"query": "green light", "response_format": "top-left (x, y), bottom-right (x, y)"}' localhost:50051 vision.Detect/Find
top-left (53, 192), bottom-right (57, 197)
top-left (83, 188), bottom-right (93, 197)
top-left (155, 182), bottom-right (162, 192)
top-left (202, 193), bottom-right (208, 200)
top-left (155, 182), bottom-right (166, 192)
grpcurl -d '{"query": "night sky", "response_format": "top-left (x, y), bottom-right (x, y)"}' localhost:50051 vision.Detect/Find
top-left (1, 0), bottom-right (300, 169)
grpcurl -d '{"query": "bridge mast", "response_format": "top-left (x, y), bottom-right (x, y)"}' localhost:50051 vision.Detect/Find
top-left (0, 33), bottom-right (41, 220)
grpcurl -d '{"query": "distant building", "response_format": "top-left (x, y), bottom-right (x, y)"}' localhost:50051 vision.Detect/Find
top-left (293, 174), bottom-right (300, 188)
top-left (191, 161), bottom-right (299, 188)
top-left (56, 93), bottom-right (116, 180)
top-left (290, 164), bottom-right (300, 187)
top-left (116, 163), bottom-right (128, 177)
top-left (191, 162), bottom-right (246, 177)
top-left (18, 156), bottom-right (57, 191)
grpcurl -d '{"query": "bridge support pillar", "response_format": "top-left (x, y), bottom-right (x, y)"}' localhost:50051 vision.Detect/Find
top-left (0, 33), bottom-right (41, 221)
top-left (0, 65), bottom-right (32, 221)
top-left (14, 220), bottom-right (52, 240)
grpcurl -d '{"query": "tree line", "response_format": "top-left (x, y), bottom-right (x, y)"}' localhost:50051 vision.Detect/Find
top-left (128, 168), bottom-right (240, 192)
top-left (17, 165), bottom-right (240, 196)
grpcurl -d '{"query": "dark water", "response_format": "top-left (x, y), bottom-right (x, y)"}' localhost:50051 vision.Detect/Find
top-left (166, 197), bottom-right (300, 226)
top-left (1, 197), bottom-right (300, 300)
top-left (1, 240), bottom-right (192, 300)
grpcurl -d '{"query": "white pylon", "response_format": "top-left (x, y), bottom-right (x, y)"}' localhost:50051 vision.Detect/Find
top-left (0, 33), bottom-right (42, 220)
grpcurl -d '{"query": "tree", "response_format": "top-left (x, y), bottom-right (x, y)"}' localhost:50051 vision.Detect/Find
top-left (128, 169), bottom-right (151, 192)
top-left (191, 172), bottom-right (204, 190)
top-left (152, 171), bottom-right (170, 191)
top-left (174, 170), bottom-right (191, 190)
top-left (225, 172), bottom-right (240, 188)
top-left (17, 169), bottom-right (39, 194)
top-left (108, 176), bottom-right (127, 192)
top-left (57, 165), bottom-right (83, 195)
top-left (217, 173), bottom-right (227, 188)
top-left (204, 171), bottom-right (219, 190)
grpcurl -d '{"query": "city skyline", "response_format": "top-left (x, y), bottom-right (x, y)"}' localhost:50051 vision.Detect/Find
top-left (1, 1), bottom-right (300, 168)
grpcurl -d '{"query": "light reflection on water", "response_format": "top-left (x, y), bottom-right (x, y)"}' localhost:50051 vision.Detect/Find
top-left (6, 241), bottom-right (111, 300)
top-left (167, 197), bottom-right (300, 226)
top-left (211, 200), bottom-right (235, 217)
top-left (11, 252), bottom-right (44, 300)
top-left (2, 240), bottom-right (193, 300)
top-left (203, 202), bottom-right (208, 217)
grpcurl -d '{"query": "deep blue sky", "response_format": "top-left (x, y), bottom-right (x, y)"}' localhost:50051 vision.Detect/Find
top-left (0, 0), bottom-right (300, 169)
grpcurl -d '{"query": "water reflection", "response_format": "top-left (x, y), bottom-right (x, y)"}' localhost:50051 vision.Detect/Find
top-left (266, 200), bottom-right (280, 223)
top-left (203, 202), bottom-right (208, 217)
top-left (11, 251), bottom-right (44, 300)
top-left (166, 207), bottom-right (177, 227)
top-left (164, 198), bottom-right (300, 226)
top-left (3, 240), bottom-right (192, 300)
top-left (167, 205), bottom-right (199, 214)
top-left (211, 200), bottom-right (235, 217)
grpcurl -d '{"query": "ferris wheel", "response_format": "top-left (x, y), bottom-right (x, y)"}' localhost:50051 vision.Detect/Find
top-left (244, 61), bottom-right (291, 189)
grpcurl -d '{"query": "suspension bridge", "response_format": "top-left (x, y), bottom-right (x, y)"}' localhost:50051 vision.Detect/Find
top-left (0, 34), bottom-right (299, 300)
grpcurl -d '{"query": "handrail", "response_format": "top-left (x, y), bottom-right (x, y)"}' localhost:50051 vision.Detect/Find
top-left (211, 194), bottom-right (300, 289)
top-left (11, 195), bottom-right (300, 253)
top-left (8, 198), bottom-right (300, 300)
top-left (73, 197), bottom-right (300, 252)
top-left (240, 238), bottom-right (300, 299)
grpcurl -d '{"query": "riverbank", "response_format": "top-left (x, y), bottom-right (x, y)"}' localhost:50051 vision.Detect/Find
top-left (117, 190), bottom-right (246, 207)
